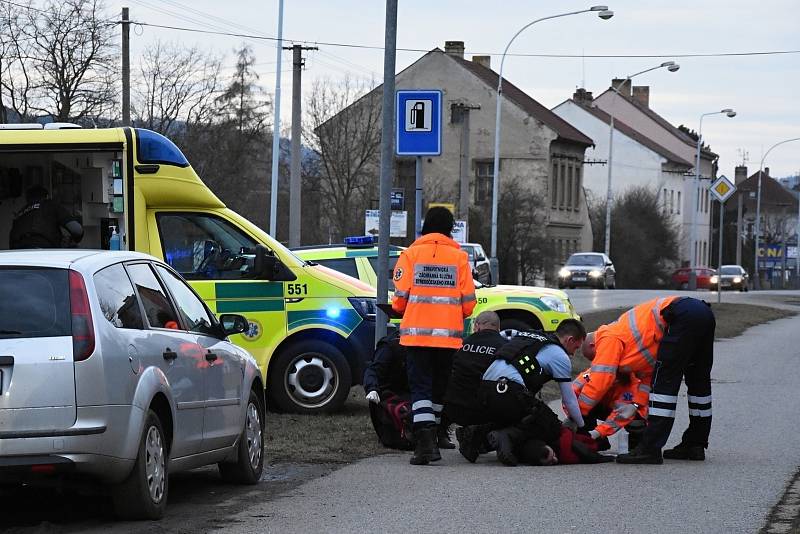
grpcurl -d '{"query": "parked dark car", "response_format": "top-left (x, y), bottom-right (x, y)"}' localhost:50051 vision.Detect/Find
top-left (712, 265), bottom-right (749, 291)
top-left (672, 267), bottom-right (716, 290)
top-left (558, 252), bottom-right (616, 289)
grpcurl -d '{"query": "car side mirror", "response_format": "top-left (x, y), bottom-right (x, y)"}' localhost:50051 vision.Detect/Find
top-left (253, 244), bottom-right (297, 281)
top-left (219, 313), bottom-right (248, 336)
top-left (605, 262), bottom-right (613, 267)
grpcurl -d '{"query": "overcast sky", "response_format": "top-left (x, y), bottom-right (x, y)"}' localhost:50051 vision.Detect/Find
top-left (105, 0), bottom-right (799, 178)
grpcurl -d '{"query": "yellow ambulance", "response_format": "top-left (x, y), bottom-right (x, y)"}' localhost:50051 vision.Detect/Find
top-left (0, 125), bottom-right (377, 413)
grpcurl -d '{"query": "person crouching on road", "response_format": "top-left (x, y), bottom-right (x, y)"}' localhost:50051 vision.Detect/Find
top-left (578, 297), bottom-right (716, 464)
top-left (391, 207), bottom-right (476, 466)
top-left (476, 319), bottom-right (587, 466)
top-left (442, 310), bottom-right (508, 462)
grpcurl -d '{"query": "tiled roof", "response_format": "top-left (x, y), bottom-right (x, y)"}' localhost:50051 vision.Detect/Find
top-left (571, 102), bottom-right (693, 168)
top-left (453, 56), bottom-right (594, 147)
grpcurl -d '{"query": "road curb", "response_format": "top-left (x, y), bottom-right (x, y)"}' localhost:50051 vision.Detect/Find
top-left (761, 467), bottom-right (800, 533)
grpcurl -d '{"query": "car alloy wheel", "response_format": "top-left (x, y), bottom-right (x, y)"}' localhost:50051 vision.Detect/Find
top-left (145, 425), bottom-right (166, 504)
top-left (246, 401), bottom-right (263, 471)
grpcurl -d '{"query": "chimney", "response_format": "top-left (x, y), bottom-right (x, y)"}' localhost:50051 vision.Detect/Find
top-left (611, 78), bottom-right (631, 97)
top-left (573, 88), bottom-right (594, 105)
top-left (632, 86), bottom-right (650, 108)
top-left (472, 55), bottom-right (491, 69)
top-left (445, 41), bottom-right (465, 59)
top-left (764, 167), bottom-right (770, 178)
top-left (735, 165), bottom-right (748, 185)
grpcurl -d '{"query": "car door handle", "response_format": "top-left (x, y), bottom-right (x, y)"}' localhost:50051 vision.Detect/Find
top-left (163, 349), bottom-right (178, 361)
top-left (205, 351), bottom-right (218, 363)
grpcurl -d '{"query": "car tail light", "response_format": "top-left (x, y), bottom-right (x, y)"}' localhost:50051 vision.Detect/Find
top-left (69, 270), bottom-right (95, 362)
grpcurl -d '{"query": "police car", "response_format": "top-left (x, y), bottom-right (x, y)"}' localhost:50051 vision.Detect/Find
top-left (292, 236), bottom-right (581, 337)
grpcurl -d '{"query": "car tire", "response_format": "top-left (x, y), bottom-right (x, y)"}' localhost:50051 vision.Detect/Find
top-left (499, 318), bottom-right (536, 340)
top-left (219, 389), bottom-right (265, 484)
top-left (269, 340), bottom-right (352, 414)
top-left (112, 410), bottom-right (168, 520)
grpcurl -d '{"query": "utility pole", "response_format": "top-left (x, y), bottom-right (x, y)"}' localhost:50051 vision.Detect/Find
top-left (121, 7), bottom-right (130, 126)
top-left (284, 44), bottom-right (317, 248)
top-left (736, 192), bottom-right (743, 266)
top-left (375, 0), bottom-right (397, 345)
top-left (269, 0), bottom-right (284, 237)
top-left (456, 103), bottom-right (480, 222)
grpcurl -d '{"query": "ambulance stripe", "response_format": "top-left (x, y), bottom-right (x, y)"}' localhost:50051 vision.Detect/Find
top-left (217, 300), bottom-right (285, 313)
top-left (216, 282), bottom-right (284, 299)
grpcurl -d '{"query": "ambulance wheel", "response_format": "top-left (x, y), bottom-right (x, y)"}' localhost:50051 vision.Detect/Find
top-left (499, 318), bottom-right (535, 340)
top-left (269, 340), bottom-right (351, 414)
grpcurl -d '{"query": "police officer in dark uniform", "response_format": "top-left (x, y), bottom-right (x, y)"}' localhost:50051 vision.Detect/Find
top-left (10, 186), bottom-right (83, 249)
top-left (478, 319), bottom-right (587, 466)
top-left (442, 311), bottom-right (508, 462)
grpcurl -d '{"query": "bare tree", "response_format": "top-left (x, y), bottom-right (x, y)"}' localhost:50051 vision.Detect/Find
top-left (132, 41), bottom-right (221, 136)
top-left (18, 0), bottom-right (117, 122)
top-left (304, 76), bottom-right (381, 241)
top-left (0, 1), bottom-right (38, 122)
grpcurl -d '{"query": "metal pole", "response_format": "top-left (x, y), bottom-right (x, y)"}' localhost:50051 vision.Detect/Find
top-left (415, 156), bottom-right (423, 237)
top-left (604, 114), bottom-right (614, 256)
top-left (459, 107), bottom-right (470, 220)
top-left (717, 200), bottom-right (723, 303)
top-left (268, 0), bottom-right (284, 237)
top-left (375, 0), bottom-right (397, 345)
top-left (796, 189), bottom-right (799, 286)
top-left (288, 44), bottom-right (302, 247)
top-left (121, 7), bottom-right (130, 126)
top-left (688, 125), bottom-right (703, 290)
top-left (490, 8), bottom-right (602, 285)
top-left (736, 193), bottom-right (743, 266)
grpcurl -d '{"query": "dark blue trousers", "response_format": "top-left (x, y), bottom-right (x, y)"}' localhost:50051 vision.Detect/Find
top-left (405, 347), bottom-right (454, 429)
top-left (642, 297), bottom-right (716, 451)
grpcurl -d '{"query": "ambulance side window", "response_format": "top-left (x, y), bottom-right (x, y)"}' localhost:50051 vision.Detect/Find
top-left (156, 213), bottom-right (259, 280)
top-left (315, 258), bottom-right (359, 279)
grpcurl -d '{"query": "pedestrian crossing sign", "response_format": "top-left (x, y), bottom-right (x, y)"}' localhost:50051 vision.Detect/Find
top-left (710, 175), bottom-right (736, 203)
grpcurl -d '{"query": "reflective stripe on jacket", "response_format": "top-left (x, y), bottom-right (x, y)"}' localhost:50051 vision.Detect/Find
top-left (391, 233), bottom-right (476, 349)
top-left (577, 296), bottom-right (678, 415)
top-left (572, 368), bottom-right (649, 438)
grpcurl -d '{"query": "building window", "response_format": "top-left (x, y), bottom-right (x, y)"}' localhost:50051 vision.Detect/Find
top-left (670, 190), bottom-right (675, 214)
top-left (551, 162), bottom-right (558, 208)
top-left (558, 163), bottom-right (566, 209)
top-left (474, 161), bottom-right (493, 203)
top-left (573, 239), bottom-right (578, 254)
top-left (566, 165), bottom-right (573, 209)
top-left (677, 191), bottom-right (681, 214)
top-left (694, 241), bottom-right (698, 265)
top-left (663, 188), bottom-right (668, 211)
top-left (574, 166), bottom-right (582, 209)
top-left (702, 241), bottom-right (707, 266)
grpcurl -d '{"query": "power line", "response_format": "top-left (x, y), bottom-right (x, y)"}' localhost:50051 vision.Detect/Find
top-left (0, 0), bottom-right (48, 14)
top-left (131, 20), bottom-right (800, 59)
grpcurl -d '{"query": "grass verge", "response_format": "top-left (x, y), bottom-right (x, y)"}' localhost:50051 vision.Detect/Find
top-left (266, 302), bottom-right (795, 463)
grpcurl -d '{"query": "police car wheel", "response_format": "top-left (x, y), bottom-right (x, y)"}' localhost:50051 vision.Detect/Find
top-left (269, 340), bottom-right (352, 414)
top-left (498, 318), bottom-right (536, 340)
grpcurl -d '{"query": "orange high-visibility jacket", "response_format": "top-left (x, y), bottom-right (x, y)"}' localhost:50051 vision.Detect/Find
top-left (577, 296), bottom-right (679, 415)
top-left (391, 233), bottom-right (476, 349)
top-left (572, 368), bottom-right (648, 438)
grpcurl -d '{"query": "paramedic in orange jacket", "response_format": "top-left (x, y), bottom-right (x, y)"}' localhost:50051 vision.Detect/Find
top-left (579, 296), bottom-right (715, 464)
top-left (391, 207), bottom-right (476, 465)
top-left (571, 368), bottom-right (648, 446)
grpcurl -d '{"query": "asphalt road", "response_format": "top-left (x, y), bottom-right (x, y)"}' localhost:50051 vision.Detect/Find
top-left (5, 289), bottom-right (800, 533)
top-left (226, 310), bottom-right (800, 533)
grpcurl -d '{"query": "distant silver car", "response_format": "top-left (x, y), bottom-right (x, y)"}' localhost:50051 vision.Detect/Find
top-left (558, 252), bottom-right (616, 289)
top-left (0, 250), bottom-right (264, 520)
top-left (711, 264), bottom-right (749, 291)
top-left (461, 242), bottom-right (492, 285)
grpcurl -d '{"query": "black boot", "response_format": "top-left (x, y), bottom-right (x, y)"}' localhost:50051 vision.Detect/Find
top-left (663, 442), bottom-right (705, 461)
top-left (616, 446), bottom-right (663, 465)
top-left (430, 437), bottom-right (442, 462)
top-left (410, 427), bottom-right (436, 465)
top-left (456, 426), bottom-right (481, 463)
top-left (437, 425), bottom-right (456, 450)
top-left (487, 427), bottom-right (524, 466)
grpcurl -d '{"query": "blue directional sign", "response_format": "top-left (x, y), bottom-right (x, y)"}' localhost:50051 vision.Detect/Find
top-left (396, 90), bottom-right (442, 156)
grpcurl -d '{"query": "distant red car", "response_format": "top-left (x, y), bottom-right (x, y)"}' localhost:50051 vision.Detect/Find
top-left (671, 267), bottom-right (716, 290)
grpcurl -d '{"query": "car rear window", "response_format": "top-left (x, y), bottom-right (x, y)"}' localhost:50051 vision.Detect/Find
top-left (0, 268), bottom-right (71, 339)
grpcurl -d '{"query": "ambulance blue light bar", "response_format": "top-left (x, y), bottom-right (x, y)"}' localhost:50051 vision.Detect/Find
top-left (344, 235), bottom-right (375, 247)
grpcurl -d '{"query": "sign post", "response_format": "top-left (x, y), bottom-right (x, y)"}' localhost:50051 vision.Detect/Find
top-left (710, 174), bottom-right (736, 302)
top-left (396, 90), bottom-right (442, 237)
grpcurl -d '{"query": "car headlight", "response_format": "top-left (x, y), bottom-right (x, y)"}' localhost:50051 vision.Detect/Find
top-left (348, 297), bottom-right (377, 320)
top-left (709, 275), bottom-right (718, 284)
top-left (541, 296), bottom-right (568, 313)
top-left (558, 268), bottom-right (571, 278)
top-left (733, 276), bottom-right (742, 284)
top-left (589, 270), bottom-right (602, 278)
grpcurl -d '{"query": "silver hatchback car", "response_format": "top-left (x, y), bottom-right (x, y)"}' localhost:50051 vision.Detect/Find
top-left (0, 250), bottom-right (265, 520)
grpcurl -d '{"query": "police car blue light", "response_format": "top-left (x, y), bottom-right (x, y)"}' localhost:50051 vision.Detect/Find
top-left (344, 235), bottom-right (375, 247)
top-left (326, 307), bottom-right (341, 319)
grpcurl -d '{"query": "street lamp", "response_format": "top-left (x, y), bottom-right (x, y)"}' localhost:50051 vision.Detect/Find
top-left (603, 61), bottom-right (680, 257)
top-left (489, 5), bottom-right (614, 283)
top-left (687, 108), bottom-right (736, 290)
top-left (753, 137), bottom-right (800, 289)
